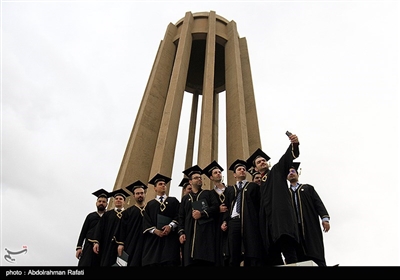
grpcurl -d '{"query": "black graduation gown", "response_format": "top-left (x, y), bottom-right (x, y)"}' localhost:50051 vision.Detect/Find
top-left (120, 205), bottom-right (145, 266)
top-left (178, 189), bottom-right (219, 266)
top-left (211, 187), bottom-right (229, 266)
top-left (259, 143), bottom-right (300, 257)
top-left (142, 197), bottom-right (181, 266)
top-left (290, 183), bottom-right (329, 265)
top-left (76, 211), bottom-right (102, 266)
top-left (223, 181), bottom-right (264, 261)
top-left (90, 209), bottom-right (125, 266)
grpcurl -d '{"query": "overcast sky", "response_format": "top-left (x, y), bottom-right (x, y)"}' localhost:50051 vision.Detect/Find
top-left (1, 0), bottom-right (399, 267)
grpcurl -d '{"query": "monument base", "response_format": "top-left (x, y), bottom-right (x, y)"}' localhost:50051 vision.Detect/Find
top-left (280, 260), bottom-right (319, 266)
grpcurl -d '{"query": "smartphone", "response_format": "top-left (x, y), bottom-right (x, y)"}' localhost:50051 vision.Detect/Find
top-left (285, 131), bottom-right (292, 137)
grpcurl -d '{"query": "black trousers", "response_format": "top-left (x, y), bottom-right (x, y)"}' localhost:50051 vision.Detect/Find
top-left (265, 234), bottom-right (299, 265)
top-left (227, 218), bottom-right (243, 266)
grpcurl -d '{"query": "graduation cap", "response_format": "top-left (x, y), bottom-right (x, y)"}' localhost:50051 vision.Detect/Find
top-left (126, 180), bottom-right (148, 194)
top-left (203, 160), bottom-right (224, 177)
top-left (92, 188), bottom-right (110, 199)
top-left (182, 165), bottom-right (203, 178)
top-left (290, 162), bottom-right (301, 173)
top-left (109, 188), bottom-right (130, 200)
top-left (148, 173), bottom-right (172, 185)
top-left (228, 159), bottom-right (248, 172)
top-left (246, 148), bottom-right (271, 169)
top-left (178, 177), bottom-right (190, 188)
top-left (248, 166), bottom-right (260, 179)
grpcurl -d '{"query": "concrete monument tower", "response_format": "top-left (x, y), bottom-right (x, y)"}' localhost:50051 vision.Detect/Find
top-left (110, 11), bottom-right (261, 207)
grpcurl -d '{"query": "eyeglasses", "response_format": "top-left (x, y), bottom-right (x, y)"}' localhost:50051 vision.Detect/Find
top-left (191, 176), bottom-right (202, 180)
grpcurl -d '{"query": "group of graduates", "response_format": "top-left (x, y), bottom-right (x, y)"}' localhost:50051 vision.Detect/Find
top-left (76, 133), bottom-right (331, 267)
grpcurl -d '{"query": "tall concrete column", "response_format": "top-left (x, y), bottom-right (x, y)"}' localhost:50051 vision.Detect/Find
top-left (110, 11), bottom-right (261, 207)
